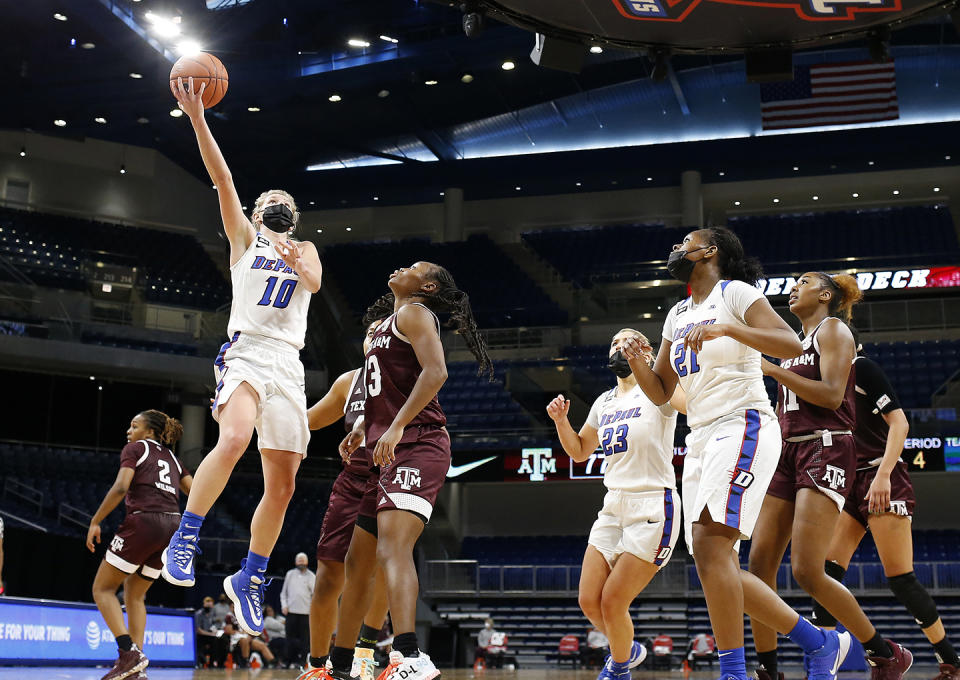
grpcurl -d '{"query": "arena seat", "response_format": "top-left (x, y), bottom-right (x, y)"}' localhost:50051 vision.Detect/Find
top-left (320, 234), bottom-right (567, 328)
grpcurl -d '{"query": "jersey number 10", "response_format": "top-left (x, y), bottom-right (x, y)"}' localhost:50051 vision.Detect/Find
top-left (257, 276), bottom-right (298, 309)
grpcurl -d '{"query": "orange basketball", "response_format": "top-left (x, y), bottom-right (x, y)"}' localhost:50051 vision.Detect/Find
top-left (169, 52), bottom-right (228, 109)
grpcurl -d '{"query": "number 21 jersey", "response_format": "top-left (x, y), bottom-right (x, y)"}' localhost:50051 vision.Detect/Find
top-left (662, 279), bottom-right (773, 429)
top-left (226, 232), bottom-right (312, 350)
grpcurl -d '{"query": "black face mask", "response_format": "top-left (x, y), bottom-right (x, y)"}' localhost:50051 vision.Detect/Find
top-left (261, 204), bottom-right (295, 233)
top-left (607, 350), bottom-right (633, 379)
top-left (666, 245), bottom-right (707, 283)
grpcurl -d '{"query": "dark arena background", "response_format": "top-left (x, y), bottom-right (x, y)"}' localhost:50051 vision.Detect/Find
top-left (1, 0), bottom-right (960, 678)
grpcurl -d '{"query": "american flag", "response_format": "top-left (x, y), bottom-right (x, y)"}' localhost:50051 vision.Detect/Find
top-left (760, 61), bottom-right (899, 131)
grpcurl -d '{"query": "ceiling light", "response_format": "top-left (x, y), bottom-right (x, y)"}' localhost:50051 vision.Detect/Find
top-left (175, 40), bottom-right (202, 57)
top-left (852, 192), bottom-right (859, 197)
top-left (734, 200), bottom-right (740, 206)
top-left (328, 94), bottom-right (342, 102)
top-left (317, 229), bottom-right (322, 233)
top-left (169, 108), bottom-right (183, 117)
top-left (374, 196), bottom-right (379, 201)
top-left (120, 165), bottom-right (126, 174)
top-left (53, 13), bottom-right (67, 21)
top-left (460, 74), bottom-right (474, 83)
top-left (129, 72), bottom-right (143, 79)
top-left (70, 38), bottom-right (76, 47)
top-left (81, 42), bottom-right (95, 49)
top-left (377, 90), bottom-right (390, 98)
top-left (19, 147), bottom-right (26, 157)
top-left (501, 60), bottom-right (516, 70)
top-left (945, 155), bottom-right (952, 160)
top-left (345, 227), bottom-right (352, 231)
top-left (646, 177), bottom-right (652, 181)
top-left (424, 79), bottom-right (438, 86)
top-left (772, 198), bottom-right (780, 203)
top-left (934, 187), bottom-right (941, 192)
top-left (515, 186), bottom-right (521, 191)
top-left (247, 106), bottom-right (261, 112)
top-left (144, 12), bottom-right (181, 38)
top-left (718, 171), bottom-right (725, 176)
top-left (379, 35), bottom-right (398, 44)
top-left (54, 119), bottom-right (66, 127)
top-left (94, 117), bottom-right (106, 124)
top-left (868, 160), bottom-right (875, 166)
top-left (347, 39), bottom-right (370, 48)
top-left (136, 116), bottom-right (149, 124)
top-left (892, 189), bottom-right (900, 195)
top-left (812, 195), bottom-right (819, 200)
top-left (792, 166), bottom-right (799, 171)
top-left (589, 46), bottom-right (603, 54)
top-left (440, 192), bottom-right (445, 196)
top-left (575, 182), bottom-right (582, 187)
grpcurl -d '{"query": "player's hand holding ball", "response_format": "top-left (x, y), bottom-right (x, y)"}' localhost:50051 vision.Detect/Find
top-left (373, 423), bottom-right (403, 467)
top-left (546, 394), bottom-right (571, 423)
top-left (170, 76), bottom-right (207, 121)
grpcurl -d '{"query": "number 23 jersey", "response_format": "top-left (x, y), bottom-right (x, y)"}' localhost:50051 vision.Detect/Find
top-left (226, 232), bottom-right (312, 350)
top-left (586, 384), bottom-right (678, 493)
top-left (662, 279), bottom-right (773, 429)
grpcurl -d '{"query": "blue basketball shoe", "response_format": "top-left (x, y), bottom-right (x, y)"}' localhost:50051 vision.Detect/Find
top-left (805, 630), bottom-right (852, 680)
top-left (160, 528), bottom-right (201, 587)
top-left (224, 560), bottom-right (272, 636)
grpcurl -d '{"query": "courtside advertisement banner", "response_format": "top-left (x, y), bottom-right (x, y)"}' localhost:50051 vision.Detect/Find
top-left (0, 597), bottom-right (195, 666)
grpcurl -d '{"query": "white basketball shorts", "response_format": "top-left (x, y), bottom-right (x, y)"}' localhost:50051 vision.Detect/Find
top-left (212, 331), bottom-right (310, 456)
top-left (588, 487), bottom-right (681, 568)
top-left (682, 408), bottom-right (781, 556)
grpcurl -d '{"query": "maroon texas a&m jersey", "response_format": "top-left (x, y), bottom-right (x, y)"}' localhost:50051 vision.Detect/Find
top-left (363, 303), bottom-right (446, 446)
top-left (119, 439), bottom-right (187, 514)
top-left (777, 317), bottom-right (856, 438)
top-left (343, 368), bottom-right (372, 476)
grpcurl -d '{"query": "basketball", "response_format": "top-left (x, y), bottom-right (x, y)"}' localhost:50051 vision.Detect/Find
top-left (169, 52), bottom-right (228, 108)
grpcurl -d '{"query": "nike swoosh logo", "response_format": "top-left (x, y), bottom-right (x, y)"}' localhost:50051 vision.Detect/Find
top-left (719, 652), bottom-right (732, 657)
top-left (447, 456), bottom-right (498, 478)
top-left (250, 608), bottom-right (262, 627)
top-left (716, 436), bottom-right (731, 441)
top-left (831, 652), bottom-right (841, 676)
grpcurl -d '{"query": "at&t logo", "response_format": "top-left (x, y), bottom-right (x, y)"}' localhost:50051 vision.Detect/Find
top-left (86, 621), bottom-right (101, 650)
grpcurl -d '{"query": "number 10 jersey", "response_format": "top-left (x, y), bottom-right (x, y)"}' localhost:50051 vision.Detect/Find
top-left (662, 279), bottom-right (774, 430)
top-left (227, 232), bottom-right (311, 350)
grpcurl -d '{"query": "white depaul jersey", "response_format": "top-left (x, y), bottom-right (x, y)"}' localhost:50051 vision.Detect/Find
top-left (586, 384), bottom-right (678, 493)
top-left (226, 232), bottom-right (312, 350)
top-left (662, 279), bottom-right (774, 429)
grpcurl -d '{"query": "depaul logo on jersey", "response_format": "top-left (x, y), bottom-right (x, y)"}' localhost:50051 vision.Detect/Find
top-left (612, 0), bottom-right (899, 22)
top-left (672, 318), bottom-right (716, 342)
top-left (251, 256), bottom-right (296, 275)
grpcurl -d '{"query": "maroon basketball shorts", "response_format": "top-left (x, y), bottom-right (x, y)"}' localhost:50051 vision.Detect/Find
top-left (315, 469), bottom-right (369, 563)
top-left (375, 425), bottom-right (451, 524)
top-left (843, 461), bottom-right (916, 528)
top-left (766, 433), bottom-right (856, 511)
top-left (106, 512), bottom-right (181, 580)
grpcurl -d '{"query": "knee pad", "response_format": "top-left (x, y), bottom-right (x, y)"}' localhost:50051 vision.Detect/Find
top-left (811, 562), bottom-right (847, 626)
top-left (888, 572), bottom-right (940, 628)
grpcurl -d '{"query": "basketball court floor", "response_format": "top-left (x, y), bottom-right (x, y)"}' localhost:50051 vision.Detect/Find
top-left (0, 668), bottom-right (936, 679)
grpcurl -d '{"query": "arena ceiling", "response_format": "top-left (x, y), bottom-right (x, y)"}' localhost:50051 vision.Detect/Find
top-left (2, 0), bottom-right (959, 209)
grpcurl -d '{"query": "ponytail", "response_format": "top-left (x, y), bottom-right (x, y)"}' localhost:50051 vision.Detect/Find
top-left (363, 293), bottom-right (397, 326)
top-left (704, 227), bottom-right (764, 285)
top-left (421, 265), bottom-right (494, 381)
top-left (138, 409), bottom-right (184, 446)
top-left (814, 272), bottom-right (863, 323)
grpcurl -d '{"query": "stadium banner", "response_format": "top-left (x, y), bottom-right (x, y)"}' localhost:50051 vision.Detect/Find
top-left (757, 266), bottom-right (960, 297)
top-left (0, 597), bottom-right (195, 666)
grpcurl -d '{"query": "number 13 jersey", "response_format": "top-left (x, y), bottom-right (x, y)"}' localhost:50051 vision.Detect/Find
top-left (586, 384), bottom-right (678, 492)
top-left (662, 279), bottom-right (773, 429)
top-left (227, 232), bottom-right (312, 350)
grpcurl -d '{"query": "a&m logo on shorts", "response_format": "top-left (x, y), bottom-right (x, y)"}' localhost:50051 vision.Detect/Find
top-left (821, 465), bottom-right (846, 490)
top-left (890, 500), bottom-right (908, 516)
top-left (393, 466), bottom-right (422, 491)
top-left (111, 535), bottom-right (125, 552)
top-left (612, 0), bottom-right (899, 22)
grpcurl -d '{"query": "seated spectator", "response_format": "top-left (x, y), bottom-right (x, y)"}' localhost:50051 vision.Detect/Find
top-left (194, 596), bottom-right (229, 668)
top-left (263, 605), bottom-right (288, 666)
top-left (475, 618), bottom-right (496, 666)
top-left (224, 617), bottom-right (276, 668)
top-left (212, 593), bottom-right (230, 626)
top-left (687, 632), bottom-right (716, 669)
top-left (651, 633), bottom-right (674, 669)
top-left (486, 630), bottom-right (511, 669)
top-left (582, 626), bottom-right (609, 669)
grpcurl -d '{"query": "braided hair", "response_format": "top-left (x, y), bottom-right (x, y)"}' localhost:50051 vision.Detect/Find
top-left (137, 409), bottom-right (183, 446)
top-left (703, 227), bottom-right (764, 286)
top-left (361, 265), bottom-right (494, 380)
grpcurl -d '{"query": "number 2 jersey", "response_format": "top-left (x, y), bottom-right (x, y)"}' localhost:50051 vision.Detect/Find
top-left (118, 438), bottom-right (187, 514)
top-left (363, 303), bottom-right (446, 446)
top-left (586, 384), bottom-right (678, 493)
top-left (226, 231), bottom-right (312, 350)
top-left (662, 279), bottom-right (774, 429)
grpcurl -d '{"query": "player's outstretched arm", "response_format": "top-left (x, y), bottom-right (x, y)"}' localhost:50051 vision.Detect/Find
top-left (171, 76), bottom-right (252, 262)
top-left (623, 337), bottom-right (678, 406)
top-left (86, 467), bottom-right (134, 552)
top-left (761, 318), bottom-right (854, 409)
top-left (307, 369), bottom-right (355, 430)
top-left (546, 394), bottom-right (599, 462)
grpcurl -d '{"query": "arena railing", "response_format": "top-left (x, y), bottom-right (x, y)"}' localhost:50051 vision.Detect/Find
top-left (2, 478), bottom-right (43, 516)
top-left (58, 502), bottom-right (92, 531)
top-left (423, 560), bottom-right (960, 597)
